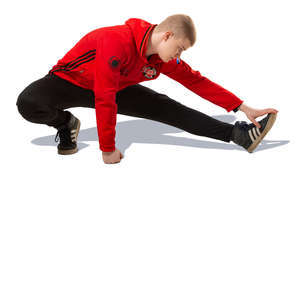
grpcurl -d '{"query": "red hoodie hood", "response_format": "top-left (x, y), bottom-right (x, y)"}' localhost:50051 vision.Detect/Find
top-left (125, 18), bottom-right (161, 63)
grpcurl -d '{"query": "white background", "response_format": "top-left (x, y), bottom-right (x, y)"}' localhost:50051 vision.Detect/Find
top-left (1, 0), bottom-right (299, 299)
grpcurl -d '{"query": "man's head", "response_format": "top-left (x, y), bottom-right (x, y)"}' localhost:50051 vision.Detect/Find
top-left (146, 14), bottom-right (196, 63)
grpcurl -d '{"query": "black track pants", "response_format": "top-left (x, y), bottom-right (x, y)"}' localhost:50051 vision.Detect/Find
top-left (16, 73), bottom-right (234, 143)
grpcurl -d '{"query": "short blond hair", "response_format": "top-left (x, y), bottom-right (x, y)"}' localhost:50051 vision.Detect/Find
top-left (154, 14), bottom-right (197, 47)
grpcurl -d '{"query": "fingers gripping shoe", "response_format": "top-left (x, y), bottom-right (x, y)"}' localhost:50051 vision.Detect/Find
top-left (54, 112), bottom-right (81, 155)
top-left (231, 113), bottom-right (277, 153)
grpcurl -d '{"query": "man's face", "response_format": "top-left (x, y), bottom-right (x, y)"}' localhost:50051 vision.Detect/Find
top-left (157, 32), bottom-right (191, 63)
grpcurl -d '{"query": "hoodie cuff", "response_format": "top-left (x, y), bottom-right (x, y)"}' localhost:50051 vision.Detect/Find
top-left (233, 103), bottom-right (242, 113)
top-left (100, 145), bottom-right (116, 152)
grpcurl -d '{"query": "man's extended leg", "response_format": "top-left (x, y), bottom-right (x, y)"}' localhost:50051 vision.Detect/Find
top-left (116, 84), bottom-right (234, 143)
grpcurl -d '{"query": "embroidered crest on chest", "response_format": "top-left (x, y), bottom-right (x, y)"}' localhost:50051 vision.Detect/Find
top-left (141, 65), bottom-right (157, 79)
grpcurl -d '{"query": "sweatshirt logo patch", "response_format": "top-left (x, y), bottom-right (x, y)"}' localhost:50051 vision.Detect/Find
top-left (108, 56), bottom-right (121, 69)
top-left (142, 65), bottom-right (157, 79)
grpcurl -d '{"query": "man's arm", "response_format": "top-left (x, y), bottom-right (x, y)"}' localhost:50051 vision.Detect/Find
top-left (160, 58), bottom-right (244, 113)
top-left (94, 33), bottom-right (125, 153)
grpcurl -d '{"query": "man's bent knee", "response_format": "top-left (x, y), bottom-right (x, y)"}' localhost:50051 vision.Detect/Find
top-left (16, 91), bottom-right (44, 123)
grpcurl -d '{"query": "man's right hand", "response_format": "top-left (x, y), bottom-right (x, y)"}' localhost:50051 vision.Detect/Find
top-left (239, 104), bottom-right (279, 128)
top-left (102, 148), bottom-right (124, 164)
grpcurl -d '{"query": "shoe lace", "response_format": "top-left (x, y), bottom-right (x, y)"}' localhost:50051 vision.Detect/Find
top-left (55, 127), bottom-right (72, 143)
top-left (237, 121), bottom-right (249, 130)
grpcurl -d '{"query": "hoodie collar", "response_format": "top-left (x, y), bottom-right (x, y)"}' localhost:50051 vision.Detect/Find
top-left (125, 18), bottom-right (162, 63)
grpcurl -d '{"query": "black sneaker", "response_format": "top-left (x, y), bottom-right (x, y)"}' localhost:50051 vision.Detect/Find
top-left (231, 113), bottom-right (277, 153)
top-left (54, 111), bottom-right (81, 155)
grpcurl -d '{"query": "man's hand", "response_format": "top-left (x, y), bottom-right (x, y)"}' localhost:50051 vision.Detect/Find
top-left (239, 103), bottom-right (279, 128)
top-left (102, 148), bottom-right (124, 164)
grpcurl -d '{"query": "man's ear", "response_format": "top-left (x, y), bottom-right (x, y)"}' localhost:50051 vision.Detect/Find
top-left (163, 31), bottom-right (173, 41)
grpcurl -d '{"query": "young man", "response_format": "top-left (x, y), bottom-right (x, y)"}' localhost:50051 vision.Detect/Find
top-left (16, 14), bottom-right (278, 164)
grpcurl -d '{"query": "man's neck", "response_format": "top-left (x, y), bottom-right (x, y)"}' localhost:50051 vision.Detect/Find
top-left (145, 30), bottom-right (156, 58)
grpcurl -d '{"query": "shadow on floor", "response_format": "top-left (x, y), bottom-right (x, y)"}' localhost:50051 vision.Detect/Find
top-left (31, 114), bottom-right (289, 154)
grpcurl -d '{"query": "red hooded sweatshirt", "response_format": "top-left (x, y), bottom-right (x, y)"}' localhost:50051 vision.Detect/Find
top-left (48, 17), bottom-right (244, 152)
